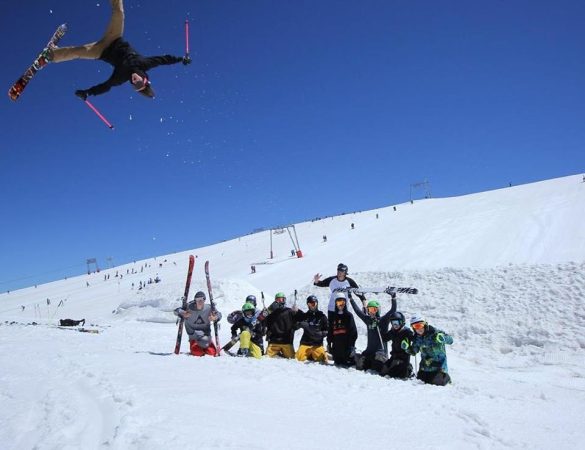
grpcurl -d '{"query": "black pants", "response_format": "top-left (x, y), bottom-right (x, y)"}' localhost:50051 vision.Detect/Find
top-left (382, 358), bottom-right (413, 379)
top-left (355, 353), bottom-right (384, 373)
top-left (417, 370), bottom-right (451, 386)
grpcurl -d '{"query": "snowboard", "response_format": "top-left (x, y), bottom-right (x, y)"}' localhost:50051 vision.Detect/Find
top-left (8, 23), bottom-right (67, 101)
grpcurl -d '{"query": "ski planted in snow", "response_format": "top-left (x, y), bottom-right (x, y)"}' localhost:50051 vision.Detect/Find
top-left (8, 23), bottom-right (68, 101)
top-left (204, 260), bottom-right (221, 356)
top-left (334, 286), bottom-right (418, 295)
top-left (174, 255), bottom-right (195, 354)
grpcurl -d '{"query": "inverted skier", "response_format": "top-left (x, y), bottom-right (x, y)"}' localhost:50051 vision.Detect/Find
top-left (48, 0), bottom-right (190, 99)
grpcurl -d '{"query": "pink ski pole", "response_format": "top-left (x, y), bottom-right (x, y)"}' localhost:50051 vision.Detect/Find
top-left (84, 99), bottom-right (114, 129)
top-left (185, 19), bottom-right (190, 57)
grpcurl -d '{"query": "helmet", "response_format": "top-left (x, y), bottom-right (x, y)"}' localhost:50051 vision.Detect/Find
top-left (337, 263), bottom-right (348, 273)
top-left (194, 291), bottom-right (206, 301)
top-left (242, 302), bottom-right (256, 313)
top-left (410, 316), bottom-right (426, 326)
top-left (306, 295), bottom-right (318, 304)
top-left (389, 311), bottom-right (405, 325)
top-left (366, 300), bottom-right (380, 309)
top-left (245, 295), bottom-right (257, 306)
top-left (275, 292), bottom-right (286, 300)
top-left (334, 292), bottom-right (347, 301)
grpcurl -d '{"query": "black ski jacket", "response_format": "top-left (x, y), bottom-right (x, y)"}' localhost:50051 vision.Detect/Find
top-left (264, 306), bottom-right (301, 345)
top-left (296, 309), bottom-right (328, 346)
top-left (327, 303), bottom-right (357, 347)
top-left (350, 296), bottom-right (396, 357)
top-left (382, 325), bottom-right (414, 362)
top-left (85, 38), bottom-right (183, 96)
top-left (231, 316), bottom-right (265, 349)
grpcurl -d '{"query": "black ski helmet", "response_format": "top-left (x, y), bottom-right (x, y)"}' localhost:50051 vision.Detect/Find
top-left (306, 295), bottom-right (318, 305)
top-left (337, 263), bottom-right (348, 274)
top-left (245, 294), bottom-right (257, 306)
top-left (389, 311), bottom-right (405, 326)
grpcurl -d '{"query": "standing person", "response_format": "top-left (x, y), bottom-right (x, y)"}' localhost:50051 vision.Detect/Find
top-left (349, 293), bottom-right (396, 374)
top-left (327, 293), bottom-right (358, 367)
top-left (313, 263), bottom-right (366, 319)
top-left (381, 311), bottom-right (414, 379)
top-left (174, 291), bottom-right (222, 357)
top-left (48, 0), bottom-right (190, 99)
top-left (295, 295), bottom-right (329, 363)
top-left (230, 302), bottom-right (265, 358)
top-left (265, 292), bottom-right (300, 359)
top-left (402, 316), bottom-right (454, 386)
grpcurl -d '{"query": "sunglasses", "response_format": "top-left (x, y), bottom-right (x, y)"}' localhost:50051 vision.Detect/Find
top-left (367, 306), bottom-right (378, 314)
top-left (411, 322), bottom-right (425, 330)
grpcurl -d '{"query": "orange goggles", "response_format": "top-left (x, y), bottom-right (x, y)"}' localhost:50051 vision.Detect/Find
top-left (411, 322), bottom-right (425, 330)
top-left (335, 299), bottom-right (346, 305)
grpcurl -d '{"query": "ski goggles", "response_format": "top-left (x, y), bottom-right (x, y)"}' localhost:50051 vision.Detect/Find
top-left (411, 322), bottom-right (426, 330)
top-left (335, 299), bottom-right (346, 305)
top-left (391, 320), bottom-right (402, 326)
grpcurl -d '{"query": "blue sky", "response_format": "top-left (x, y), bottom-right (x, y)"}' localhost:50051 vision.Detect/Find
top-left (1, 0), bottom-right (584, 292)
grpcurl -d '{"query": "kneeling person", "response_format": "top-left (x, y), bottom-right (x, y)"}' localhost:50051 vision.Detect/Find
top-left (231, 302), bottom-right (265, 358)
top-left (295, 295), bottom-right (328, 363)
top-left (174, 291), bottom-right (222, 356)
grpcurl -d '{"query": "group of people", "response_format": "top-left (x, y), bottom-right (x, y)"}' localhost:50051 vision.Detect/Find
top-left (174, 263), bottom-right (454, 386)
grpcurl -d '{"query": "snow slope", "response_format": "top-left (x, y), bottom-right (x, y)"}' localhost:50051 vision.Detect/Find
top-left (1, 174), bottom-right (584, 449)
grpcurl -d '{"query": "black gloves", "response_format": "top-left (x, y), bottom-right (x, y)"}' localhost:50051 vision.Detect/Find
top-left (75, 90), bottom-right (88, 100)
top-left (182, 56), bottom-right (192, 65)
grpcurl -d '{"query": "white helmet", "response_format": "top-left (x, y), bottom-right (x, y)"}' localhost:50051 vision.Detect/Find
top-left (410, 315), bottom-right (425, 326)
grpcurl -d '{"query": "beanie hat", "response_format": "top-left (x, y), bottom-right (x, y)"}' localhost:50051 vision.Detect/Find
top-left (194, 291), bottom-right (206, 301)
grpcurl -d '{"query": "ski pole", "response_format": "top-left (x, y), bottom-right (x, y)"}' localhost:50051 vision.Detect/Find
top-left (84, 99), bottom-right (114, 129)
top-left (185, 19), bottom-right (190, 58)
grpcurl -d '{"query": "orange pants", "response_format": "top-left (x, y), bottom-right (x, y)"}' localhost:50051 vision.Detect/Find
top-left (190, 340), bottom-right (218, 357)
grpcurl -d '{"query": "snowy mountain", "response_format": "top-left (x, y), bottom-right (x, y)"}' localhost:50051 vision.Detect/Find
top-left (1, 174), bottom-right (584, 449)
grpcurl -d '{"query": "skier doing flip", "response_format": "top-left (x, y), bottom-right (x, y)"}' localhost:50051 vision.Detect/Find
top-left (49, 0), bottom-right (190, 99)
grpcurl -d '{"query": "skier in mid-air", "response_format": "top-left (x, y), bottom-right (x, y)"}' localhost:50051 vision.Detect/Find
top-left (48, 0), bottom-right (190, 99)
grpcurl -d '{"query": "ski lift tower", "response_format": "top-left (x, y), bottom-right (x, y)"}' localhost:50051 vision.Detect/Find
top-left (410, 179), bottom-right (432, 202)
top-left (86, 258), bottom-right (100, 274)
top-left (269, 224), bottom-right (303, 259)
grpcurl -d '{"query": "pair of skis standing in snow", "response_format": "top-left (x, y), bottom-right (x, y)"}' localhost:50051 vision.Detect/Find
top-left (174, 259), bottom-right (454, 386)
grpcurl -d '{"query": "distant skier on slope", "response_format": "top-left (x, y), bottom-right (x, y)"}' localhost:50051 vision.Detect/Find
top-left (48, 0), bottom-right (190, 99)
top-left (174, 291), bottom-right (222, 357)
top-left (402, 316), bottom-right (453, 386)
top-left (313, 263), bottom-right (366, 320)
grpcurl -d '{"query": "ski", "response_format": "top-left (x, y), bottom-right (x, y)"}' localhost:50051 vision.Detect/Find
top-left (204, 260), bottom-right (222, 356)
top-left (8, 23), bottom-right (68, 101)
top-left (334, 286), bottom-right (418, 295)
top-left (174, 255), bottom-right (195, 354)
top-left (221, 335), bottom-right (240, 353)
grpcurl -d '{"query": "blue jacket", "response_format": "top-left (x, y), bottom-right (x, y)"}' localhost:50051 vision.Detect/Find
top-left (409, 324), bottom-right (453, 373)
